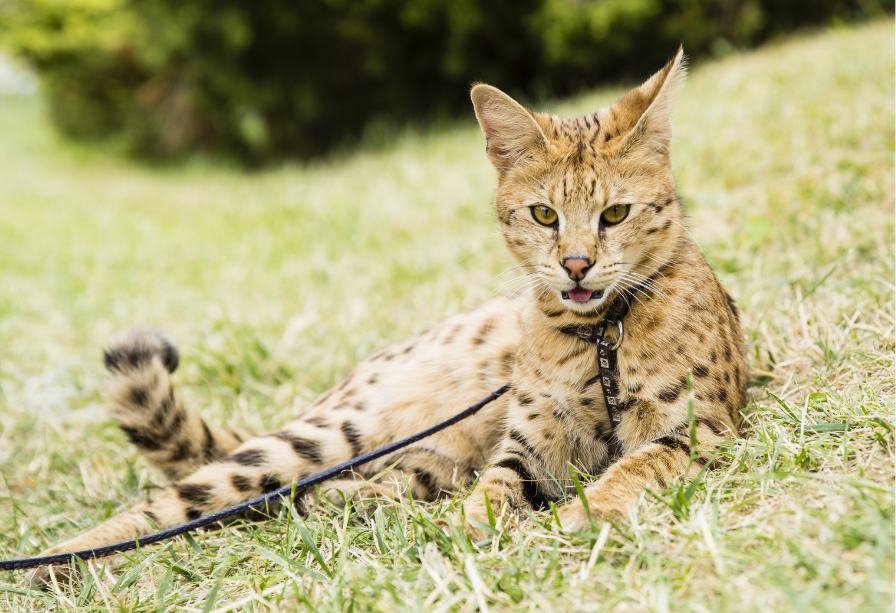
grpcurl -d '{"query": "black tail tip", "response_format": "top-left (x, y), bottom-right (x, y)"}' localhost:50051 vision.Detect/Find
top-left (103, 327), bottom-right (180, 374)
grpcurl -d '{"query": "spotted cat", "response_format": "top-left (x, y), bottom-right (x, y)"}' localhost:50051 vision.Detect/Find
top-left (31, 48), bottom-right (746, 583)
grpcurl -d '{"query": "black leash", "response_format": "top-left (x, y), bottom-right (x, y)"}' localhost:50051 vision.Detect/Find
top-left (0, 385), bottom-right (510, 571)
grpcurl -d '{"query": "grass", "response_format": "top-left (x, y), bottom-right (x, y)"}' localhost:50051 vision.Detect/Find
top-left (0, 20), bottom-right (893, 612)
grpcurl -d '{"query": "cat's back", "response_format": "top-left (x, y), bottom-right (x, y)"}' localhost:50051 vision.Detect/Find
top-left (306, 293), bottom-right (526, 454)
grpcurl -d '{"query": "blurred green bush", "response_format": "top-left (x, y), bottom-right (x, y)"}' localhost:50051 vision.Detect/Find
top-left (0, 0), bottom-right (887, 162)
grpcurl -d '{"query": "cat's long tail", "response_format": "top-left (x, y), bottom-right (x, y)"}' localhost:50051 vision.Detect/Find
top-left (103, 328), bottom-right (253, 480)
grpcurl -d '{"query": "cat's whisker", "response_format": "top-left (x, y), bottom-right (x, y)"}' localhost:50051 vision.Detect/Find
top-left (626, 254), bottom-right (666, 292)
top-left (617, 279), bottom-right (652, 311)
top-left (619, 271), bottom-right (665, 295)
top-left (617, 272), bottom-right (669, 302)
top-left (631, 251), bottom-right (675, 270)
top-left (495, 273), bottom-right (544, 296)
top-left (495, 272), bottom-right (538, 287)
top-left (494, 267), bottom-right (539, 283)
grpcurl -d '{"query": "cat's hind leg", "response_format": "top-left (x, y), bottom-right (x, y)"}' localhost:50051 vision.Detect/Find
top-left (318, 445), bottom-right (472, 508)
top-left (29, 412), bottom-right (358, 586)
top-left (29, 428), bottom-right (473, 586)
top-left (104, 328), bottom-right (253, 480)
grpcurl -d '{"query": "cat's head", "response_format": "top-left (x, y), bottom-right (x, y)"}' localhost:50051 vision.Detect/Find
top-left (472, 49), bottom-right (686, 317)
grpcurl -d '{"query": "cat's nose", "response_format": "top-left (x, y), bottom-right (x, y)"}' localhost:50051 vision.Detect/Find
top-left (561, 256), bottom-right (592, 281)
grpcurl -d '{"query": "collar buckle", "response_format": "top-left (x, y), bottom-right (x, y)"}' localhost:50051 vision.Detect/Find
top-left (604, 319), bottom-right (624, 351)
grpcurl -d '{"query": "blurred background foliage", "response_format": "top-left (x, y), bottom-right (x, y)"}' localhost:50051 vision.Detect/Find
top-left (0, 0), bottom-right (888, 163)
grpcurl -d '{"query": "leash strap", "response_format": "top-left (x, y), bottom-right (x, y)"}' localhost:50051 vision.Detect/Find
top-left (0, 385), bottom-right (510, 572)
top-left (596, 320), bottom-right (624, 426)
top-left (557, 291), bottom-right (633, 426)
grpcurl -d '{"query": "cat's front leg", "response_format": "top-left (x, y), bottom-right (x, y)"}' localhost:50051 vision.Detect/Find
top-left (556, 421), bottom-right (726, 531)
top-left (463, 414), bottom-right (567, 539)
top-left (463, 457), bottom-right (548, 539)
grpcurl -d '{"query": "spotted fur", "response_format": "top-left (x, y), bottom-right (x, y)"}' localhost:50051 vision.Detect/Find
top-left (32, 48), bottom-right (746, 583)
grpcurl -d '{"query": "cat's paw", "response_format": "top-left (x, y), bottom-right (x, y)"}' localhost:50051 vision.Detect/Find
top-left (556, 501), bottom-right (593, 532)
top-left (556, 499), bottom-right (621, 532)
top-left (462, 494), bottom-right (523, 542)
top-left (25, 547), bottom-right (78, 591)
top-left (103, 327), bottom-right (179, 374)
top-left (461, 499), bottom-right (494, 542)
top-left (463, 517), bottom-right (491, 542)
top-left (27, 564), bottom-right (74, 591)
top-left (314, 479), bottom-right (399, 514)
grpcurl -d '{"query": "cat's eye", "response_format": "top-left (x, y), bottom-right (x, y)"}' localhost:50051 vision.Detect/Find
top-left (530, 205), bottom-right (558, 227)
top-left (600, 204), bottom-right (630, 225)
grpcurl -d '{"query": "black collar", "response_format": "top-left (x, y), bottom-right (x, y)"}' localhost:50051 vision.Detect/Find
top-left (555, 290), bottom-right (633, 343)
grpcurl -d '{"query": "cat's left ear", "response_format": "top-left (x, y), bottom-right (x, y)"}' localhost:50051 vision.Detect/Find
top-left (471, 84), bottom-right (549, 175)
top-left (601, 46), bottom-right (687, 159)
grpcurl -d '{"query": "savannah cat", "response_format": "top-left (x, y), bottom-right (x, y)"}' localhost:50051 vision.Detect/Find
top-left (31, 48), bottom-right (747, 583)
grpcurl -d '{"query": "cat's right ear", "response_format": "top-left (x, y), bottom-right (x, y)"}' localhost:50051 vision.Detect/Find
top-left (471, 84), bottom-right (548, 175)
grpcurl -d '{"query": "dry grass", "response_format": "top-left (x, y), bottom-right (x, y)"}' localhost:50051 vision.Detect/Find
top-left (0, 20), bottom-right (893, 611)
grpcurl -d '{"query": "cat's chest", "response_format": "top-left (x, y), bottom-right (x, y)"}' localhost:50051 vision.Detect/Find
top-left (517, 326), bottom-right (649, 428)
top-left (518, 343), bottom-right (610, 418)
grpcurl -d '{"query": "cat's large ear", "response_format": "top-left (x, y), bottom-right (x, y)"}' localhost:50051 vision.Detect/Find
top-left (471, 84), bottom-right (549, 174)
top-left (601, 47), bottom-right (687, 159)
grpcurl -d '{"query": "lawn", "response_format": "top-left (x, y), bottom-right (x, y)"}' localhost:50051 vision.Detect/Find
top-left (0, 20), bottom-right (893, 612)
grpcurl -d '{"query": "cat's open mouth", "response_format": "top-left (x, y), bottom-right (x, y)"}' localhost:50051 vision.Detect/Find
top-left (561, 287), bottom-right (604, 303)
